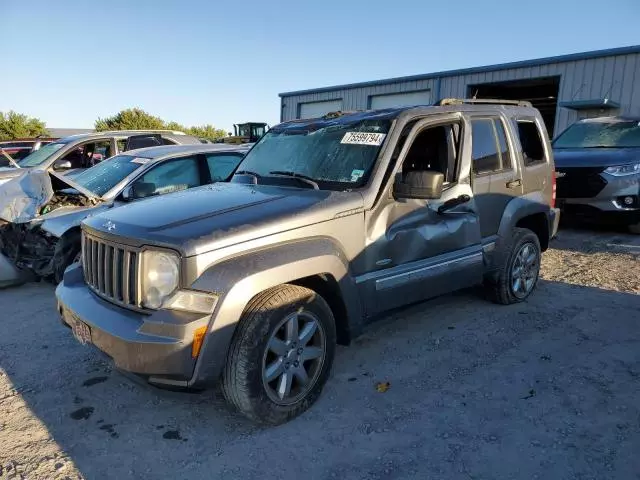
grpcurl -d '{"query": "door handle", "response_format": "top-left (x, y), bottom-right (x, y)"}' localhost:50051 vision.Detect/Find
top-left (506, 179), bottom-right (522, 189)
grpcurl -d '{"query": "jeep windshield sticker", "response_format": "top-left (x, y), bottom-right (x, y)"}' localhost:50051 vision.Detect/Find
top-left (131, 157), bottom-right (150, 164)
top-left (350, 169), bottom-right (365, 182)
top-left (340, 132), bottom-right (386, 146)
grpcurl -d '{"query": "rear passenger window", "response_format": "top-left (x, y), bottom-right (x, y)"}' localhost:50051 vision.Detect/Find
top-left (471, 118), bottom-right (512, 174)
top-left (471, 119), bottom-right (500, 174)
top-left (206, 153), bottom-right (243, 181)
top-left (515, 120), bottom-right (545, 166)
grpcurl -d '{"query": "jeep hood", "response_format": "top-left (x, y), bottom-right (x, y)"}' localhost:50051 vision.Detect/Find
top-left (553, 147), bottom-right (640, 168)
top-left (0, 169), bottom-right (100, 223)
top-left (83, 182), bottom-right (364, 256)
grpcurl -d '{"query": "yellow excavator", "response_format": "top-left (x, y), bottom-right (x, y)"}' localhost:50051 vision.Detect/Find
top-left (216, 122), bottom-right (268, 144)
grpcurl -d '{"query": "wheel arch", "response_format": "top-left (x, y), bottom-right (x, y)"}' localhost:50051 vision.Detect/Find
top-left (497, 193), bottom-right (551, 248)
top-left (188, 238), bottom-right (363, 388)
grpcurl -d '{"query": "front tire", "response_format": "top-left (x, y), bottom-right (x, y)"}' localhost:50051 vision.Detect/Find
top-left (221, 285), bottom-right (336, 425)
top-left (486, 227), bottom-right (541, 305)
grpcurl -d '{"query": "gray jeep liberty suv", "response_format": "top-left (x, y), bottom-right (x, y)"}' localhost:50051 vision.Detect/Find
top-left (56, 99), bottom-right (560, 425)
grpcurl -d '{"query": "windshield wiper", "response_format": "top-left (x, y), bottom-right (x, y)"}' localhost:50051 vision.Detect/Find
top-left (268, 171), bottom-right (319, 190)
top-left (0, 149), bottom-right (21, 168)
top-left (234, 170), bottom-right (262, 178)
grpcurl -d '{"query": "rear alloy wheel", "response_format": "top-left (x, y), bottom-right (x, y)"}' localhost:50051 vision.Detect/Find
top-left (486, 227), bottom-right (542, 305)
top-left (222, 285), bottom-right (336, 425)
top-left (510, 242), bottom-right (540, 299)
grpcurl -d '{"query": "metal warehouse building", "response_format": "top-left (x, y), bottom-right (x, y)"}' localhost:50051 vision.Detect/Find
top-left (279, 45), bottom-right (640, 137)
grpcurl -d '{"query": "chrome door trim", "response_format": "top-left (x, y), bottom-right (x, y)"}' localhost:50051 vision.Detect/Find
top-left (355, 244), bottom-right (483, 289)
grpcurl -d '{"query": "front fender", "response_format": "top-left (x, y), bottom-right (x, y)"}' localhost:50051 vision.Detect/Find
top-left (187, 237), bottom-right (362, 388)
top-left (40, 204), bottom-right (110, 238)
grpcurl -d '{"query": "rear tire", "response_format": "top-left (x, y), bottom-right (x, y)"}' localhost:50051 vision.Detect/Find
top-left (485, 227), bottom-right (541, 305)
top-left (221, 284), bottom-right (336, 425)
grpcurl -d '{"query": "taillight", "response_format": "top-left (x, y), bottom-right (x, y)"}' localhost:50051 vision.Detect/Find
top-left (551, 170), bottom-right (556, 208)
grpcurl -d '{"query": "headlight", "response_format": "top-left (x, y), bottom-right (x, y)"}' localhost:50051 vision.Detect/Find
top-left (141, 250), bottom-right (180, 309)
top-left (604, 162), bottom-right (640, 176)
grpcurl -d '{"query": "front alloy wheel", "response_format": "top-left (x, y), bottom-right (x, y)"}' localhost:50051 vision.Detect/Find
top-left (222, 284), bottom-right (336, 425)
top-left (262, 311), bottom-right (326, 405)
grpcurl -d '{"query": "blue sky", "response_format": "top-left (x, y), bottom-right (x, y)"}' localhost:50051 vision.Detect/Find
top-left (1, 0), bottom-right (639, 131)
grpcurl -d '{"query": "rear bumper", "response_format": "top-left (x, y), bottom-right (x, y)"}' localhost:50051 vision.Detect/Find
top-left (55, 263), bottom-right (210, 388)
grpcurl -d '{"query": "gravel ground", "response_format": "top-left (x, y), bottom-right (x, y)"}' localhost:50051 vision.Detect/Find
top-left (1, 227), bottom-right (639, 480)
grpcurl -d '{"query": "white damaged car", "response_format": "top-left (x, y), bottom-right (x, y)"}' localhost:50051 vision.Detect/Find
top-left (0, 143), bottom-right (249, 286)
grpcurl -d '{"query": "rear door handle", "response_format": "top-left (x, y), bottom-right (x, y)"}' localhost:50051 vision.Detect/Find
top-left (506, 179), bottom-right (522, 189)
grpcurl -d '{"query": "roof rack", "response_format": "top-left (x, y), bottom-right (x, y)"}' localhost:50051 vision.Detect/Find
top-left (437, 98), bottom-right (533, 107)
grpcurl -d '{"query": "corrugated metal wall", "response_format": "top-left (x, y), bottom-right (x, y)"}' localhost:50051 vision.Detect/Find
top-left (280, 51), bottom-right (640, 135)
top-left (281, 78), bottom-right (436, 122)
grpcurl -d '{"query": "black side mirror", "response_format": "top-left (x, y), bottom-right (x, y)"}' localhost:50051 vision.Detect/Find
top-left (393, 171), bottom-right (444, 200)
top-left (53, 159), bottom-right (72, 171)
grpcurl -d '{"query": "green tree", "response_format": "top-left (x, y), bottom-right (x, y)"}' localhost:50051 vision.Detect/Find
top-left (0, 111), bottom-right (48, 140)
top-left (95, 108), bottom-right (165, 131)
top-left (165, 121), bottom-right (187, 132)
top-left (187, 124), bottom-right (227, 141)
top-left (93, 108), bottom-right (228, 141)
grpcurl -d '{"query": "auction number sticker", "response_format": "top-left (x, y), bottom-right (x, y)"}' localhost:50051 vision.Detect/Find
top-left (341, 132), bottom-right (386, 146)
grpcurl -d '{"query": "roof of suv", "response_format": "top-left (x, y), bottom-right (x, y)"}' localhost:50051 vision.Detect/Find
top-left (275, 100), bottom-right (539, 132)
top-left (56, 130), bottom-right (195, 142)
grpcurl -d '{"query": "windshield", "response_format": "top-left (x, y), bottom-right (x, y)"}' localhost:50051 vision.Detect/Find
top-left (235, 119), bottom-right (391, 189)
top-left (17, 142), bottom-right (66, 167)
top-left (72, 154), bottom-right (145, 196)
top-left (553, 120), bottom-right (640, 148)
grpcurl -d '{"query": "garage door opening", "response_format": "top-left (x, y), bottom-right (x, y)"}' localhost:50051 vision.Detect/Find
top-left (298, 99), bottom-right (343, 119)
top-left (467, 76), bottom-right (560, 136)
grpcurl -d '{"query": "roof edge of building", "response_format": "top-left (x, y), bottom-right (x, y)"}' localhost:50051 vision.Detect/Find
top-left (278, 45), bottom-right (640, 98)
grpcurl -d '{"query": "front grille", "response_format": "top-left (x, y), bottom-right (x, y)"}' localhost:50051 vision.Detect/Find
top-left (555, 167), bottom-right (607, 199)
top-left (82, 232), bottom-right (140, 308)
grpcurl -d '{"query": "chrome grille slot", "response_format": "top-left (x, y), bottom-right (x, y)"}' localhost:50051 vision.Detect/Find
top-left (82, 231), bottom-right (140, 309)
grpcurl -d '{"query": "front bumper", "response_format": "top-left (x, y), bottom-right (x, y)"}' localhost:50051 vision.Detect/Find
top-left (558, 172), bottom-right (640, 216)
top-left (0, 252), bottom-right (34, 288)
top-left (55, 263), bottom-right (210, 388)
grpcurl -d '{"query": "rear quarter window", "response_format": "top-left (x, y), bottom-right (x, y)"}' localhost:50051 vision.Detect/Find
top-left (514, 119), bottom-right (546, 166)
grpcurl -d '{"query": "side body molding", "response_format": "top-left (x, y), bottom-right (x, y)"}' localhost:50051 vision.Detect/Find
top-left (188, 238), bottom-right (363, 388)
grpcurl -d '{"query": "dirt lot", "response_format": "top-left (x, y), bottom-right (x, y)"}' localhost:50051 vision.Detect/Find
top-left (1, 226), bottom-right (639, 480)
